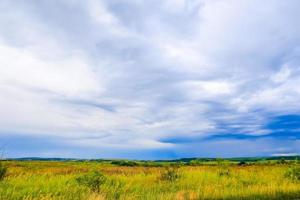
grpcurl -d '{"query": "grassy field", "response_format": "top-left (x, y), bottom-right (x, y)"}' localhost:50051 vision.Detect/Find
top-left (0, 160), bottom-right (300, 200)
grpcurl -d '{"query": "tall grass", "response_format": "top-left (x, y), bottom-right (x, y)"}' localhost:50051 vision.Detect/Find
top-left (0, 161), bottom-right (299, 199)
top-left (0, 161), bottom-right (7, 181)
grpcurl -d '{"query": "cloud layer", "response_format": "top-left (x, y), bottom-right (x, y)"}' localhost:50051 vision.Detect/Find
top-left (1, 0), bottom-right (300, 158)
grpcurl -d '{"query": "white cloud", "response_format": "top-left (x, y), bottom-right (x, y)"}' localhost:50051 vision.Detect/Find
top-left (271, 65), bottom-right (291, 83)
top-left (0, 0), bottom-right (300, 157)
top-left (271, 153), bottom-right (298, 157)
top-left (181, 80), bottom-right (235, 100)
top-left (0, 43), bottom-right (102, 97)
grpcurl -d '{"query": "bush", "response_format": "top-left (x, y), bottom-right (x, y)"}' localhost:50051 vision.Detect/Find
top-left (284, 167), bottom-right (300, 182)
top-left (111, 160), bottom-right (139, 166)
top-left (76, 171), bottom-right (106, 192)
top-left (216, 158), bottom-right (231, 166)
top-left (277, 158), bottom-right (287, 165)
top-left (238, 161), bottom-right (247, 166)
top-left (0, 162), bottom-right (7, 181)
top-left (160, 167), bottom-right (181, 181)
top-left (218, 168), bottom-right (231, 177)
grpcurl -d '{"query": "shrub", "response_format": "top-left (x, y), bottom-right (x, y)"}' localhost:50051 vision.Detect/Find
top-left (216, 158), bottom-right (225, 165)
top-left (160, 167), bottom-right (181, 181)
top-left (216, 158), bottom-right (231, 166)
top-left (238, 161), bottom-right (247, 166)
top-left (111, 160), bottom-right (139, 167)
top-left (0, 162), bottom-right (7, 181)
top-left (277, 158), bottom-right (287, 165)
top-left (76, 171), bottom-right (106, 192)
top-left (284, 167), bottom-right (300, 182)
top-left (188, 160), bottom-right (200, 166)
top-left (218, 168), bottom-right (231, 177)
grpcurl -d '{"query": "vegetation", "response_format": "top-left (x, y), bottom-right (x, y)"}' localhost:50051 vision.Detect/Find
top-left (0, 161), bottom-right (7, 181)
top-left (0, 158), bottom-right (299, 199)
top-left (111, 160), bottom-right (139, 167)
top-left (160, 166), bottom-right (181, 181)
top-left (76, 171), bottom-right (107, 192)
top-left (217, 168), bottom-right (231, 177)
top-left (284, 166), bottom-right (300, 182)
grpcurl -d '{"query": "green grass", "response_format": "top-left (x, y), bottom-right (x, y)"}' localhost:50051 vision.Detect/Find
top-left (0, 161), bottom-right (299, 199)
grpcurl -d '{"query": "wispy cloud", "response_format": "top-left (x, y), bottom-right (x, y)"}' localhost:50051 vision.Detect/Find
top-left (1, 0), bottom-right (300, 158)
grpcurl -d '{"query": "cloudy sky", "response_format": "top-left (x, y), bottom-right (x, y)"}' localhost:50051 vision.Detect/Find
top-left (0, 0), bottom-right (300, 159)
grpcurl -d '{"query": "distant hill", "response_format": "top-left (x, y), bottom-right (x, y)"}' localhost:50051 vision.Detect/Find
top-left (4, 155), bottom-right (299, 162)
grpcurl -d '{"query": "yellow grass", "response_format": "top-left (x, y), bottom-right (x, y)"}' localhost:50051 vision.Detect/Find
top-left (0, 161), bottom-right (299, 199)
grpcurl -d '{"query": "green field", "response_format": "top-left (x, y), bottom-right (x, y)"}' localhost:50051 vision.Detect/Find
top-left (0, 159), bottom-right (300, 200)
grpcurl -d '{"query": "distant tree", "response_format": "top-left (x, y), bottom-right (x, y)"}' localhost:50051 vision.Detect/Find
top-left (111, 160), bottom-right (139, 167)
top-left (238, 161), bottom-right (247, 166)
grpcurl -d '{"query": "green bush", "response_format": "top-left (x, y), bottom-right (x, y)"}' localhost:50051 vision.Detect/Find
top-left (160, 167), bottom-right (181, 181)
top-left (277, 158), bottom-right (288, 165)
top-left (76, 171), bottom-right (106, 192)
top-left (0, 162), bottom-right (7, 181)
top-left (284, 167), bottom-right (300, 182)
top-left (111, 160), bottom-right (139, 166)
top-left (238, 161), bottom-right (247, 166)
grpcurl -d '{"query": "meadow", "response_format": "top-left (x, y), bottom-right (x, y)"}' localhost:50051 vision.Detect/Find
top-left (0, 159), bottom-right (300, 200)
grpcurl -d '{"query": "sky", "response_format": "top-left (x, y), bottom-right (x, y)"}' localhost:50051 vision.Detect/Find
top-left (0, 0), bottom-right (300, 159)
